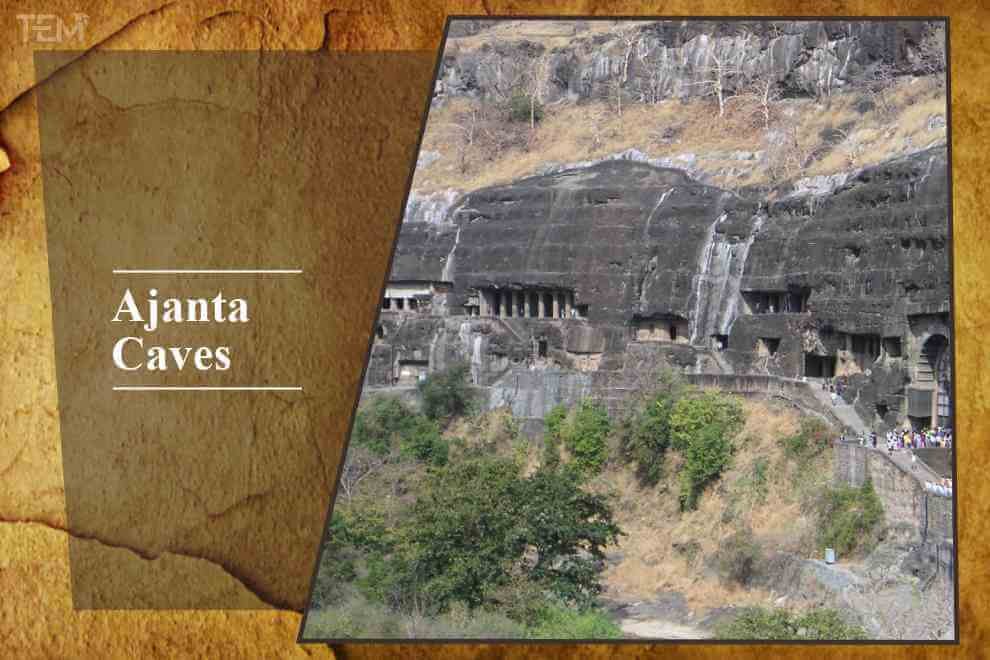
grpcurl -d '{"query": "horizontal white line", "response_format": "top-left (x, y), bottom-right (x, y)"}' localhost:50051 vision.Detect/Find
top-left (113, 386), bottom-right (303, 391)
top-left (112, 269), bottom-right (302, 274)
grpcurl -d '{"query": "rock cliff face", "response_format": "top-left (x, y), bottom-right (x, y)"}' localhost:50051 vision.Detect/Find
top-left (377, 145), bottom-right (950, 433)
top-left (439, 20), bottom-right (943, 107)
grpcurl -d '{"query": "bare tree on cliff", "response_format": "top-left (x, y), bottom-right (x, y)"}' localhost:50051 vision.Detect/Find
top-left (635, 38), bottom-right (668, 105)
top-left (605, 74), bottom-right (624, 118)
top-left (523, 52), bottom-right (554, 132)
top-left (619, 27), bottom-right (639, 84)
top-left (337, 445), bottom-right (387, 504)
top-left (450, 106), bottom-right (481, 174)
top-left (735, 71), bottom-right (782, 130)
top-left (476, 38), bottom-right (524, 109)
top-left (689, 39), bottom-right (748, 119)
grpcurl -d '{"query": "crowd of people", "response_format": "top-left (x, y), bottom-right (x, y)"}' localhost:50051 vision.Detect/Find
top-left (836, 427), bottom-right (954, 497)
top-left (839, 426), bottom-right (953, 452)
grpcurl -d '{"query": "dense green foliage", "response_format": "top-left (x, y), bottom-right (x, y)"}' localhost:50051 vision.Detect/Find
top-left (680, 424), bottom-right (736, 510)
top-left (418, 364), bottom-right (474, 423)
top-left (558, 399), bottom-right (611, 474)
top-left (542, 404), bottom-right (567, 469)
top-left (397, 414), bottom-right (449, 465)
top-left (669, 391), bottom-right (744, 452)
top-left (615, 373), bottom-right (685, 485)
top-left (715, 606), bottom-right (868, 640)
top-left (815, 480), bottom-right (885, 557)
top-left (352, 396), bottom-right (416, 456)
top-left (527, 605), bottom-right (623, 639)
top-left (669, 392), bottom-right (744, 510)
top-left (368, 455), bottom-right (620, 613)
top-left (351, 396), bottom-right (447, 465)
top-left (306, 593), bottom-right (620, 640)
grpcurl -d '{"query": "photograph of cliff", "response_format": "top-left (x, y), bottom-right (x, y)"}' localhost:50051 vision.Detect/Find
top-left (303, 19), bottom-right (954, 642)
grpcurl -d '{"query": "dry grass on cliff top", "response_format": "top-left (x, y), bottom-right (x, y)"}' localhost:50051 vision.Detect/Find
top-left (412, 75), bottom-right (946, 194)
top-left (447, 20), bottom-right (634, 52)
top-left (597, 399), bottom-right (830, 611)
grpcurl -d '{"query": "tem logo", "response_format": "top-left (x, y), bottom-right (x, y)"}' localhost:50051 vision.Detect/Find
top-left (17, 13), bottom-right (88, 44)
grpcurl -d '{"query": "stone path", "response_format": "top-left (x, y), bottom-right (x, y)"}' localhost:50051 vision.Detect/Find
top-left (619, 619), bottom-right (711, 639)
top-left (807, 382), bottom-right (868, 435)
top-left (877, 446), bottom-right (942, 485)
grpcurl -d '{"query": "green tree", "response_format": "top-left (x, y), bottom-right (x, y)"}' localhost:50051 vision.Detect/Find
top-left (669, 391), bottom-right (744, 452)
top-left (617, 390), bottom-right (678, 486)
top-left (418, 363), bottom-right (474, 423)
top-left (397, 414), bottom-right (449, 466)
top-left (352, 396), bottom-right (416, 455)
top-left (816, 480), bottom-right (885, 557)
top-left (679, 423), bottom-right (737, 510)
top-left (519, 465), bottom-right (623, 607)
top-left (559, 399), bottom-right (611, 475)
top-left (371, 454), bottom-right (621, 614)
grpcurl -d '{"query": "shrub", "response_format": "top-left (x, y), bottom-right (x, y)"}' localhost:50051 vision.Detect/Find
top-left (350, 395), bottom-right (448, 465)
top-left (815, 480), bottom-right (885, 557)
top-left (679, 423), bottom-right (736, 511)
top-left (527, 604), bottom-right (623, 639)
top-left (542, 404), bottom-right (568, 469)
top-left (352, 396), bottom-right (416, 455)
top-left (781, 417), bottom-right (831, 460)
top-left (714, 606), bottom-right (868, 640)
top-left (669, 392), bottom-right (744, 510)
top-left (304, 592), bottom-right (403, 639)
top-left (418, 363), bottom-right (474, 423)
top-left (425, 602), bottom-right (528, 639)
top-left (669, 391), bottom-right (744, 452)
top-left (397, 415), bottom-right (448, 466)
top-left (310, 514), bottom-right (359, 609)
top-left (560, 399), bottom-right (611, 475)
top-left (616, 390), bottom-right (677, 486)
top-left (748, 457), bottom-right (769, 500)
top-left (509, 92), bottom-right (543, 124)
top-left (713, 527), bottom-right (763, 586)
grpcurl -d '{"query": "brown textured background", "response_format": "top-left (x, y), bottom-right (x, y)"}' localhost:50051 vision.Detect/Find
top-left (0, 1), bottom-right (986, 658)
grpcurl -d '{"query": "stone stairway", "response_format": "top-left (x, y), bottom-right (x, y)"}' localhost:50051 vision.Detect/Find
top-left (808, 382), bottom-right (868, 435)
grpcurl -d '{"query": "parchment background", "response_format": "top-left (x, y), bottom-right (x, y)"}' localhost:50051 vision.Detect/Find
top-left (0, 2), bottom-right (986, 658)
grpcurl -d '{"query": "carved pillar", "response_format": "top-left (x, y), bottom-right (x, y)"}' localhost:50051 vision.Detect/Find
top-left (479, 290), bottom-right (489, 317)
top-left (564, 291), bottom-right (573, 318)
top-left (498, 291), bottom-right (507, 318)
top-left (552, 291), bottom-right (561, 319)
top-left (538, 292), bottom-right (546, 318)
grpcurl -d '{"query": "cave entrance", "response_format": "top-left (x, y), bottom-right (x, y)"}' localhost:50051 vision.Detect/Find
top-left (804, 353), bottom-right (836, 378)
top-left (537, 339), bottom-right (548, 358)
top-left (397, 359), bottom-right (428, 385)
top-left (883, 336), bottom-right (903, 358)
top-left (711, 334), bottom-right (729, 351)
top-left (758, 337), bottom-right (781, 356)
